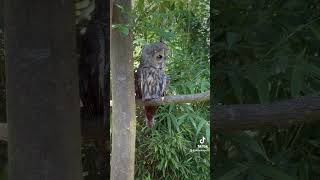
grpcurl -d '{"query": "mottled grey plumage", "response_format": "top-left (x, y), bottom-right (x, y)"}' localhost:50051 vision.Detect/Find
top-left (135, 42), bottom-right (170, 127)
top-left (136, 42), bottom-right (170, 101)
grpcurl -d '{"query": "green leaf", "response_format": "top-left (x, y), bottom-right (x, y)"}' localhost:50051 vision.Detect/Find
top-left (228, 71), bottom-right (243, 103)
top-left (247, 171), bottom-right (266, 180)
top-left (115, 3), bottom-right (125, 12)
top-left (170, 114), bottom-right (180, 132)
top-left (189, 116), bottom-right (197, 130)
top-left (135, 0), bottom-right (145, 11)
top-left (246, 64), bottom-right (270, 102)
top-left (256, 81), bottom-right (270, 103)
top-left (291, 64), bottom-right (304, 97)
top-left (205, 126), bottom-right (210, 144)
top-left (305, 63), bottom-right (320, 78)
top-left (299, 160), bottom-right (309, 180)
top-left (195, 116), bottom-right (207, 136)
top-left (200, 80), bottom-right (210, 92)
top-left (254, 163), bottom-right (297, 180)
top-left (226, 32), bottom-right (241, 49)
top-left (310, 24), bottom-right (320, 40)
top-left (177, 113), bottom-right (188, 126)
top-left (112, 24), bottom-right (130, 36)
top-left (218, 163), bottom-right (248, 180)
top-left (167, 115), bottom-right (172, 134)
top-left (169, 104), bottom-right (175, 113)
top-left (225, 132), bottom-right (270, 161)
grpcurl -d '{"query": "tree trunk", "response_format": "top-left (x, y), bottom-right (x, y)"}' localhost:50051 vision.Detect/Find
top-left (4, 1), bottom-right (82, 180)
top-left (110, 0), bottom-right (136, 179)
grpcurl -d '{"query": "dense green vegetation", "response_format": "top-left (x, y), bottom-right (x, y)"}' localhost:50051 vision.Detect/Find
top-left (213, 0), bottom-right (320, 179)
top-left (128, 0), bottom-right (210, 179)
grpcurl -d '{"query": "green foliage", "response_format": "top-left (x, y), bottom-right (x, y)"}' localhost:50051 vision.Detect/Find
top-left (132, 0), bottom-right (210, 179)
top-left (214, 0), bottom-right (320, 179)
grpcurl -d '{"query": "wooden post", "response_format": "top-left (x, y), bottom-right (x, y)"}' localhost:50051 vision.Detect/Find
top-left (4, 0), bottom-right (82, 179)
top-left (110, 0), bottom-right (136, 179)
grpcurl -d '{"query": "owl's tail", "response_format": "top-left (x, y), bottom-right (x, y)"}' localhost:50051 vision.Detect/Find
top-left (145, 106), bottom-right (157, 128)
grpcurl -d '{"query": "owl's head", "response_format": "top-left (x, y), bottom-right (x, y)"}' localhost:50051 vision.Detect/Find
top-left (141, 42), bottom-right (170, 69)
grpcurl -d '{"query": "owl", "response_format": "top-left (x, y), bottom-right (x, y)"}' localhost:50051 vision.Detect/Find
top-left (135, 42), bottom-right (170, 127)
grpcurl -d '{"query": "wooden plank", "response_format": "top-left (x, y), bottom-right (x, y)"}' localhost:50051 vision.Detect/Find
top-left (110, 0), bottom-right (136, 179)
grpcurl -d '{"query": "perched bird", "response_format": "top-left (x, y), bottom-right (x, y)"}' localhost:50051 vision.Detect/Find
top-left (135, 42), bottom-right (170, 127)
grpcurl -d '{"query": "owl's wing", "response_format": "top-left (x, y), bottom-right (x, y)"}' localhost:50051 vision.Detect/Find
top-left (160, 74), bottom-right (170, 96)
top-left (134, 70), bottom-right (142, 99)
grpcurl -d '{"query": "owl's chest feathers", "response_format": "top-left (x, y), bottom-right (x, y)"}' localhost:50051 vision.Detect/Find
top-left (140, 66), bottom-right (165, 82)
top-left (138, 66), bottom-right (166, 100)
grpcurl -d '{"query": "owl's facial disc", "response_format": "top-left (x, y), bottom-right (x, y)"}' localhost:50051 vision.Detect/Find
top-left (152, 51), bottom-right (165, 68)
top-left (155, 50), bottom-right (165, 61)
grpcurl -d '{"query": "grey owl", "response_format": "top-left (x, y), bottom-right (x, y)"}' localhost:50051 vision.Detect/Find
top-left (135, 42), bottom-right (170, 127)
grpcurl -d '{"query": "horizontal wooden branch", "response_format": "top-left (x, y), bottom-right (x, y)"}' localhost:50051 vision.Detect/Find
top-left (136, 91), bottom-right (210, 106)
top-left (212, 95), bottom-right (320, 131)
top-left (2, 94), bottom-right (319, 141)
top-left (0, 92), bottom-right (210, 142)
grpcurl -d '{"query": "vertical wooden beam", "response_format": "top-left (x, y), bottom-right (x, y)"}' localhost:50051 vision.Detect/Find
top-left (110, 0), bottom-right (136, 179)
top-left (4, 0), bottom-right (82, 180)
top-left (104, 0), bottom-right (111, 177)
top-left (104, 0), bottom-right (112, 176)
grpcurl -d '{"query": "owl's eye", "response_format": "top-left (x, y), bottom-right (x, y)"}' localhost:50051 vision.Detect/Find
top-left (157, 55), bottom-right (163, 59)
